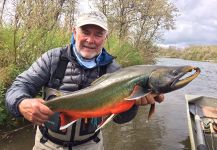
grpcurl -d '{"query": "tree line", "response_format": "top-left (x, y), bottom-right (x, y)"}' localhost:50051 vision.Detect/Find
top-left (159, 45), bottom-right (217, 63)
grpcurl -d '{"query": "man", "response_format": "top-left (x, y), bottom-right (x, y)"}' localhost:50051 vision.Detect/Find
top-left (5, 10), bottom-right (164, 150)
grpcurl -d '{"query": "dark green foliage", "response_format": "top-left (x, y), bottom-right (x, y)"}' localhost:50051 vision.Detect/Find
top-left (0, 64), bottom-right (21, 126)
top-left (106, 34), bottom-right (144, 67)
top-left (0, 84), bottom-right (7, 124)
top-left (0, 26), bottom-right (71, 125)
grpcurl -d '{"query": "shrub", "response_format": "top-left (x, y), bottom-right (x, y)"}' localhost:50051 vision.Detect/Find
top-left (106, 35), bottom-right (144, 67)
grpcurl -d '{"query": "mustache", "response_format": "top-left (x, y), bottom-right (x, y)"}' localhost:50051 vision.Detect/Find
top-left (83, 43), bottom-right (97, 49)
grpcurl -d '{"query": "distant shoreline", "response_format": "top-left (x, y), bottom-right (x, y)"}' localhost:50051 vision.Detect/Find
top-left (158, 45), bottom-right (217, 64)
top-left (156, 57), bottom-right (217, 64)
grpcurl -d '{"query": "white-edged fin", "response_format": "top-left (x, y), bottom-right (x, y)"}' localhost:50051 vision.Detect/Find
top-left (125, 85), bottom-right (150, 100)
top-left (60, 120), bottom-right (77, 130)
top-left (95, 114), bottom-right (115, 133)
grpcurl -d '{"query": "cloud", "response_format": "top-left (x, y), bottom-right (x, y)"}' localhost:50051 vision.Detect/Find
top-left (159, 0), bottom-right (217, 47)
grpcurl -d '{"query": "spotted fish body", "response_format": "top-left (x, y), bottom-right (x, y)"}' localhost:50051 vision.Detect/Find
top-left (45, 65), bottom-right (200, 121)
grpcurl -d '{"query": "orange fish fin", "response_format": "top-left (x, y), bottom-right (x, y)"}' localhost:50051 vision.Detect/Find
top-left (59, 120), bottom-right (77, 130)
top-left (125, 85), bottom-right (150, 100)
top-left (95, 114), bottom-right (115, 132)
top-left (59, 113), bottom-right (77, 130)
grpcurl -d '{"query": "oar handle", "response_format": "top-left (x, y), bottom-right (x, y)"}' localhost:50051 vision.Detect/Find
top-left (195, 115), bottom-right (208, 150)
top-left (197, 144), bottom-right (208, 150)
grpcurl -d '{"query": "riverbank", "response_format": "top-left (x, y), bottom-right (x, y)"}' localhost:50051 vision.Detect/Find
top-left (158, 45), bottom-right (217, 63)
top-left (0, 124), bottom-right (35, 149)
top-left (160, 56), bottom-right (217, 64)
top-left (0, 119), bottom-right (31, 142)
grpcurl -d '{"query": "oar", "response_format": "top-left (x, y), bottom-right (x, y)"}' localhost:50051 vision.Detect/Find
top-left (189, 104), bottom-right (208, 150)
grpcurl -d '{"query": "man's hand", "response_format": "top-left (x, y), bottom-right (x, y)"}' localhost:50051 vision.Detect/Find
top-left (18, 98), bottom-right (54, 125)
top-left (135, 93), bottom-right (164, 106)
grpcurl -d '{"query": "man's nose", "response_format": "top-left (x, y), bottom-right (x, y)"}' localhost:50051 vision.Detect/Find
top-left (86, 35), bottom-right (95, 43)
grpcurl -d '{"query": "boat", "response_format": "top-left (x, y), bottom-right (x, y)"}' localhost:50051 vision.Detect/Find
top-left (185, 94), bottom-right (217, 150)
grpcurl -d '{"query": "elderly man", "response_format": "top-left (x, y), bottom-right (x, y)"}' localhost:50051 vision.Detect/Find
top-left (5, 10), bottom-right (164, 150)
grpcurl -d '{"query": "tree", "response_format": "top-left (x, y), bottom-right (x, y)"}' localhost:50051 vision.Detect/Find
top-left (94, 0), bottom-right (177, 42)
top-left (132, 0), bottom-right (178, 49)
top-left (93, 0), bottom-right (138, 40)
top-left (6, 0), bottom-right (78, 67)
top-left (62, 0), bottom-right (78, 31)
top-left (0, 0), bottom-right (7, 25)
top-left (92, 0), bottom-right (178, 63)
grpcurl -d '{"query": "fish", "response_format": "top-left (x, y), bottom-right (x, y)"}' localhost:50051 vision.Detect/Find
top-left (44, 65), bottom-right (200, 130)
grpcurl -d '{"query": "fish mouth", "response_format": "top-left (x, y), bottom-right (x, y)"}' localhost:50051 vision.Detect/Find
top-left (171, 66), bottom-right (201, 88)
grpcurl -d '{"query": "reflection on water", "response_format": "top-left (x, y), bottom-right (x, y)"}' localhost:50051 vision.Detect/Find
top-left (1, 58), bottom-right (217, 150)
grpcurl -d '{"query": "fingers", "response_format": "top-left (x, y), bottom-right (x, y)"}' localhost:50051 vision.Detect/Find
top-left (37, 99), bottom-right (54, 114)
top-left (18, 98), bottom-right (54, 125)
top-left (32, 116), bottom-right (46, 125)
top-left (145, 94), bottom-right (156, 104)
top-left (136, 95), bottom-right (155, 106)
top-left (135, 98), bottom-right (143, 105)
top-left (39, 104), bottom-right (54, 116)
top-left (135, 93), bottom-right (164, 106)
top-left (155, 94), bottom-right (164, 103)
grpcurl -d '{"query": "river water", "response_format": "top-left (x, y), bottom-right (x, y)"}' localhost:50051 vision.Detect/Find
top-left (1, 58), bottom-right (217, 150)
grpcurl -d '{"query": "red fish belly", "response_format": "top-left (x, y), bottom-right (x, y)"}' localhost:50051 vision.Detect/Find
top-left (58, 100), bottom-right (135, 126)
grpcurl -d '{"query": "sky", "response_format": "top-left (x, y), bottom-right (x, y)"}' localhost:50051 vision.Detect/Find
top-left (159, 0), bottom-right (217, 48)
